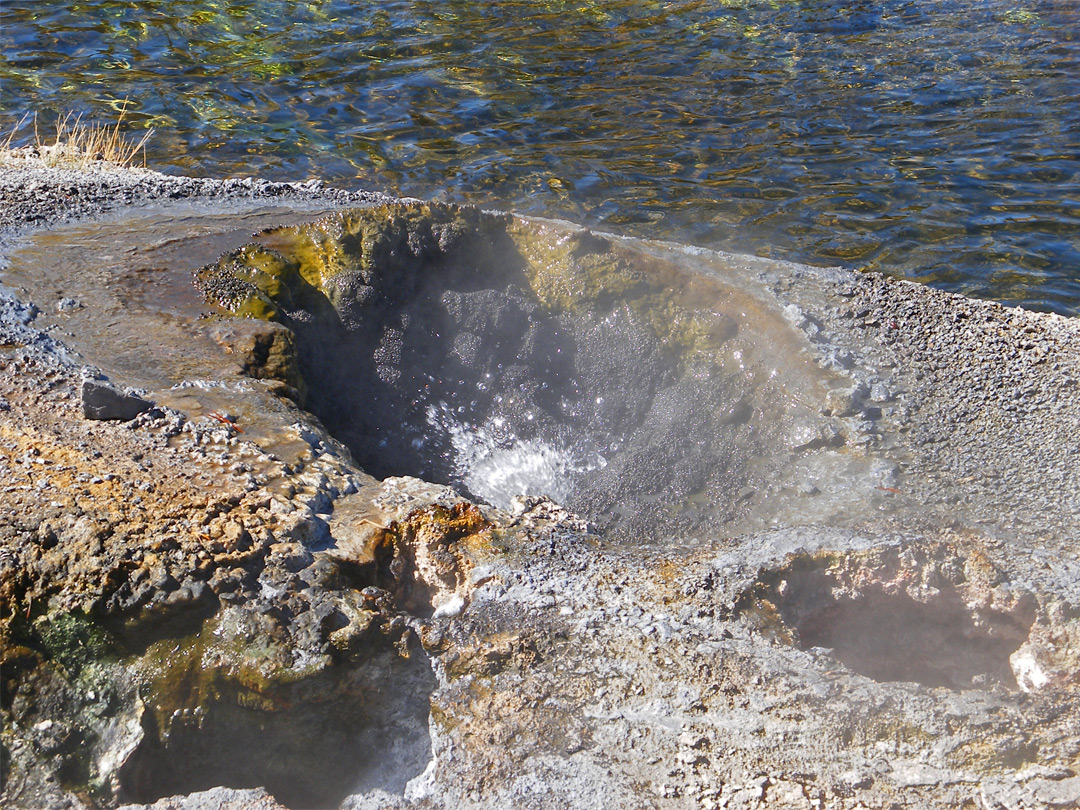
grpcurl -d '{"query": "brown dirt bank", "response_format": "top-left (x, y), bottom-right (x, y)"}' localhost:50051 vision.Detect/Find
top-left (1, 162), bottom-right (1079, 810)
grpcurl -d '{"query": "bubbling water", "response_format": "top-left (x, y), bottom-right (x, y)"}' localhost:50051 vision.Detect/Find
top-left (425, 402), bottom-right (605, 510)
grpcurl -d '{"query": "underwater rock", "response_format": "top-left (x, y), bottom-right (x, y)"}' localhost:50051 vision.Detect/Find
top-left (204, 320), bottom-right (307, 404)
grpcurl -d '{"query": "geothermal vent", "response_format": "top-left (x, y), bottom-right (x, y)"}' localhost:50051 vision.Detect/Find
top-left (197, 202), bottom-right (869, 541)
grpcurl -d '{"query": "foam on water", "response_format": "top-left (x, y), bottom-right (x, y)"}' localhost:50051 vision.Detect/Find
top-left (426, 402), bottom-right (605, 511)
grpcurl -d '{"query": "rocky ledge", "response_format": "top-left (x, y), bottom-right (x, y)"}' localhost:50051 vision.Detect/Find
top-left (1, 161), bottom-right (1079, 810)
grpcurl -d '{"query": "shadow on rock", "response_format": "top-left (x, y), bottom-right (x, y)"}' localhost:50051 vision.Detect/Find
top-left (116, 612), bottom-right (436, 809)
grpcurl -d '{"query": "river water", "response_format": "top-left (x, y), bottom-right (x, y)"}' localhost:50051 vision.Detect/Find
top-left (2, 0), bottom-right (1079, 314)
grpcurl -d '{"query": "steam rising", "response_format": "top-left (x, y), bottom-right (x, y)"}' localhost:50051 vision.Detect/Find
top-left (195, 204), bottom-right (899, 541)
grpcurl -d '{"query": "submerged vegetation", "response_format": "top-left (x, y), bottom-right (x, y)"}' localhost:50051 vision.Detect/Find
top-left (0, 104), bottom-right (152, 169)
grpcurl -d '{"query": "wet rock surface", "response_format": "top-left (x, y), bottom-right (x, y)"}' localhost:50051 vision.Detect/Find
top-left (194, 206), bottom-right (849, 543)
top-left (1, 162), bottom-right (1079, 810)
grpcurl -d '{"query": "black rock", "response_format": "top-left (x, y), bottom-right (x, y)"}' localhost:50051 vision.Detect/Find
top-left (80, 379), bottom-right (153, 421)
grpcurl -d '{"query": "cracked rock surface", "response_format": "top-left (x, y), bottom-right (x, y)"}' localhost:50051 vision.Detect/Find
top-left (1, 160), bottom-right (1079, 810)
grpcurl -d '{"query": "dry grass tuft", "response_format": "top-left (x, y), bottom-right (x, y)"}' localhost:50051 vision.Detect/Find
top-left (1, 102), bottom-right (154, 169)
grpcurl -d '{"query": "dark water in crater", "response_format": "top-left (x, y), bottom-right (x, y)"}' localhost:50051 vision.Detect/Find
top-left (2, 0), bottom-right (1079, 313)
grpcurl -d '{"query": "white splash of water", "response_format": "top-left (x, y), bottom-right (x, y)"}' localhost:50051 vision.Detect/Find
top-left (426, 403), bottom-right (603, 510)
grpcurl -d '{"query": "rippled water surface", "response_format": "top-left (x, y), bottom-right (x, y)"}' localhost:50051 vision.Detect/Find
top-left (2, 0), bottom-right (1079, 313)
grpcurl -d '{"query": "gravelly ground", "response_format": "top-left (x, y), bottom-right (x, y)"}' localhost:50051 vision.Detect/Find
top-left (0, 157), bottom-right (392, 231)
top-left (2, 158), bottom-right (1079, 810)
top-left (768, 257), bottom-right (1080, 548)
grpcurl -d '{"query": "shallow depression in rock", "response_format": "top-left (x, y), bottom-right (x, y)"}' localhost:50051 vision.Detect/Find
top-left (739, 547), bottom-right (1038, 690)
top-left (116, 611), bottom-right (437, 809)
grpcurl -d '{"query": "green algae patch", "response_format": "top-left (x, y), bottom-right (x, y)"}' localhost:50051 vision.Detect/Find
top-left (504, 219), bottom-right (658, 314)
top-left (195, 201), bottom-right (515, 328)
top-left (505, 216), bottom-right (741, 359)
top-left (196, 240), bottom-right (335, 324)
top-left (34, 610), bottom-right (119, 680)
top-left (133, 609), bottom-right (333, 722)
top-left (196, 202), bottom-right (743, 367)
top-left (4, 611), bottom-right (140, 804)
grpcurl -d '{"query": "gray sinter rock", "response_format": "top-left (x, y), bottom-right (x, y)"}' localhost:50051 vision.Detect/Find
top-left (1, 162), bottom-right (1079, 810)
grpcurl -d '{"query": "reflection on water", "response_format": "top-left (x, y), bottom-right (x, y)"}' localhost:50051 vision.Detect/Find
top-left (2, 0), bottom-right (1079, 313)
